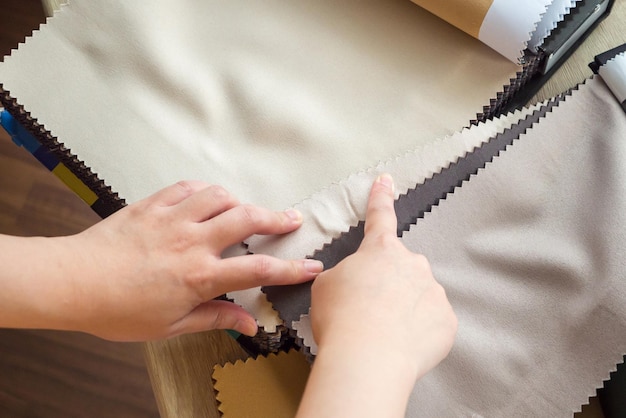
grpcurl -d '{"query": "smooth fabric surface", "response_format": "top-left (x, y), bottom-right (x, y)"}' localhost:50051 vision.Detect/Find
top-left (0, 0), bottom-right (516, 211)
top-left (403, 76), bottom-right (626, 416)
top-left (600, 52), bottom-right (626, 103)
top-left (247, 104), bottom-right (542, 262)
top-left (278, 77), bottom-right (626, 416)
top-left (212, 350), bottom-right (310, 418)
top-left (0, 0), bottom-right (522, 331)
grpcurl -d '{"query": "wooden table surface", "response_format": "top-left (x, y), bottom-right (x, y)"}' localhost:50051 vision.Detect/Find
top-left (141, 2), bottom-right (626, 417)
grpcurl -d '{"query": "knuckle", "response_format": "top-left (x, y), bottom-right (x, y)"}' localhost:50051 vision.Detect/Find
top-left (413, 253), bottom-right (431, 269)
top-left (367, 232), bottom-right (399, 249)
top-left (239, 204), bottom-right (264, 227)
top-left (210, 309), bottom-right (226, 330)
top-left (207, 184), bottom-right (230, 201)
top-left (174, 180), bottom-right (196, 196)
top-left (252, 255), bottom-right (274, 281)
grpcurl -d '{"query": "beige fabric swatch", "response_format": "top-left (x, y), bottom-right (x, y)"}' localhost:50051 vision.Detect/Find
top-left (292, 309), bottom-right (318, 357)
top-left (0, 0), bottom-right (516, 211)
top-left (599, 52), bottom-right (626, 103)
top-left (247, 103), bottom-right (542, 261)
top-left (212, 350), bottom-right (310, 418)
top-left (0, 0), bottom-right (523, 332)
top-left (411, 0), bottom-right (494, 38)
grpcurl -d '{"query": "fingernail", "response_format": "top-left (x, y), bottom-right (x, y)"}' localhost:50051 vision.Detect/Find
top-left (285, 209), bottom-right (303, 224)
top-left (237, 318), bottom-right (258, 337)
top-left (376, 173), bottom-right (394, 192)
top-left (304, 259), bottom-right (324, 273)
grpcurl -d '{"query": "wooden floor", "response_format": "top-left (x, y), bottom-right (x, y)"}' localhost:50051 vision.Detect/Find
top-left (0, 1), bottom-right (159, 417)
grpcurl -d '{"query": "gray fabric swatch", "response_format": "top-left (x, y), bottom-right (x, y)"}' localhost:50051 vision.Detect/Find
top-left (403, 76), bottom-right (626, 416)
top-left (283, 77), bottom-right (626, 416)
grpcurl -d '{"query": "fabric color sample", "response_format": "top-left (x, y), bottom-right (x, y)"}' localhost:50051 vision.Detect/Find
top-left (212, 350), bottom-right (310, 418)
top-left (261, 100), bottom-right (556, 327)
top-left (0, 0), bottom-right (519, 332)
top-left (599, 52), bottom-right (626, 104)
top-left (269, 76), bottom-right (626, 417)
top-left (411, 0), bottom-right (572, 62)
top-left (410, 0), bottom-right (494, 38)
top-left (0, 0), bottom-right (516, 211)
top-left (402, 76), bottom-right (626, 416)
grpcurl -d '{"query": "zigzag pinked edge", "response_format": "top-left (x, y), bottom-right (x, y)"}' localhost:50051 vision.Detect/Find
top-left (0, 85), bottom-right (125, 218)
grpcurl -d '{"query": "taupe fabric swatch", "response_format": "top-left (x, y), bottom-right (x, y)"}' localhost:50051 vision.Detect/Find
top-left (404, 77), bottom-right (626, 416)
top-left (285, 77), bottom-right (626, 416)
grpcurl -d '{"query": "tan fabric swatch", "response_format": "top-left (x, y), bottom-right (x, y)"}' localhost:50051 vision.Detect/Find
top-left (212, 350), bottom-right (310, 418)
top-left (411, 0), bottom-right (493, 38)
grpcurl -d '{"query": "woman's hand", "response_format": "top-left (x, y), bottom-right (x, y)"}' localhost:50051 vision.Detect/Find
top-left (298, 174), bottom-right (457, 418)
top-left (0, 181), bottom-right (322, 341)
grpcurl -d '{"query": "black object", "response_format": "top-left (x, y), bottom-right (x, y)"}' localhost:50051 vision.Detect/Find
top-left (589, 41), bottom-right (626, 113)
top-left (489, 0), bottom-right (614, 119)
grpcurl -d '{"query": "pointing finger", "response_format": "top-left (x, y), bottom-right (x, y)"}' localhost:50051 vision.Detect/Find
top-left (363, 174), bottom-right (397, 239)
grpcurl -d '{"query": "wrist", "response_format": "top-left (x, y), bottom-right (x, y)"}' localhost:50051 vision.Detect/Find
top-left (0, 235), bottom-right (83, 331)
top-left (298, 339), bottom-right (417, 418)
top-left (317, 324), bottom-right (422, 380)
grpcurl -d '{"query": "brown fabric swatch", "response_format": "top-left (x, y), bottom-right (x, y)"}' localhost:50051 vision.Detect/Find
top-left (212, 350), bottom-right (310, 418)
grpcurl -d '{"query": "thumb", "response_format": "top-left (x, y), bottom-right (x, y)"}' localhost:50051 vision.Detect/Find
top-left (175, 300), bottom-right (258, 337)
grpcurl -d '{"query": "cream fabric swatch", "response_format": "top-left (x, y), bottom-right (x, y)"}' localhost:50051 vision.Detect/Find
top-left (599, 52), bottom-right (626, 103)
top-left (292, 309), bottom-right (318, 357)
top-left (285, 77), bottom-right (626, 416)
top-left (243, 105), bottom-right (540, 329)
top-left (0, 0), bottom-right (517, 211)
top-left (0, 0), bottom-right (522, 332)
top-left (247, 104), bottom-right (542, 262)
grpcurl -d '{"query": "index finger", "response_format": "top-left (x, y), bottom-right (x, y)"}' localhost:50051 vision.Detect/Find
top-left (363, 173), bottom-right (397, 238)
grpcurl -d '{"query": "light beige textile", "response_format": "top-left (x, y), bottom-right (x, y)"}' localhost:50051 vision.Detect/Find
top-left (0, 0), bottom-right (517, 210)
top-left (0, 0), bottom-right (519, 330)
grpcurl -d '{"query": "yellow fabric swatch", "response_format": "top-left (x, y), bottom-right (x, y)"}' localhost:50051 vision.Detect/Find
top-left (213, 350), bottom-right (310, 418)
